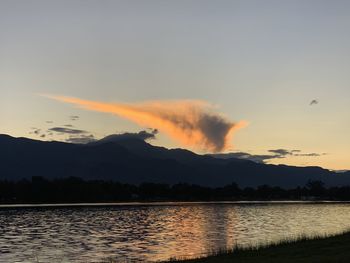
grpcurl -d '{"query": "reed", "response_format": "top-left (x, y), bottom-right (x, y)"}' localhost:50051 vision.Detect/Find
top-left (164, 230), bottom-right (350, 263)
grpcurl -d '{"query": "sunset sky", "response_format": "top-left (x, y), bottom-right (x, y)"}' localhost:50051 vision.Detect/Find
top-left (1, 0), bottom-right (350, 170)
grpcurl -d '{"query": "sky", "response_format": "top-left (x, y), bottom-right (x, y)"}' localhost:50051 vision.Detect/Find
top-left (1, 0), bottom-right (350, 170)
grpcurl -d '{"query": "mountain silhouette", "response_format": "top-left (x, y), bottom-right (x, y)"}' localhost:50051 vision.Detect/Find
top-left (1, 134), bottom-right (349, 188)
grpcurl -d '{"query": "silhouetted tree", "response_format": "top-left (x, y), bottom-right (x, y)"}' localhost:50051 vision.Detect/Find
top-left (2, 177), bottom-right (350, 204)
top-left (306, 180), bottom-right (326, 197)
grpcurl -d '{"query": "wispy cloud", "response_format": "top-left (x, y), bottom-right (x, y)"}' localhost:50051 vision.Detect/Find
top-left (66, 134), bottom-right (96, 144)
top-left (48, 127), bottom-right (88, 134)
top-left (44, 95), bottom-right (246, 152)
top-left (211, 152), bottom-right (283, 163)
top-left (212, 149), bottom-right (327, 163)
top-left (268, 149), bottom-right (292, 156)
top-left (267, 149), bottom-right (326, 158)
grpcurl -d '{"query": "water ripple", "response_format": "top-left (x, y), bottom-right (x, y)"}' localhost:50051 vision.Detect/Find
top-left (1, 203), bottom-right (350, 262)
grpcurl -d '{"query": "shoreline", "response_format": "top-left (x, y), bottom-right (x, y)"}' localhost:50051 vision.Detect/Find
top-left (1, 200), bottom-right (350, 208)
top-left (165, 231), bottom-right (350, 263)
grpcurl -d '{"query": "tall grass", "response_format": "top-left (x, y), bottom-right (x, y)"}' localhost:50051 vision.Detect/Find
top-left (99, 229), bottom-right (350, 262)
top-left (164, 230), bottom-right (350, 262)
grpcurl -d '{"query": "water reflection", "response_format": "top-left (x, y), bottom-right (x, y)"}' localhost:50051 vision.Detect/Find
top-left (1, 203), bottom-right (350, 262)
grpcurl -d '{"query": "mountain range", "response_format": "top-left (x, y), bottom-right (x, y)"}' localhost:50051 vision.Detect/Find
top-left (1, 134), bottom-right (349, 188)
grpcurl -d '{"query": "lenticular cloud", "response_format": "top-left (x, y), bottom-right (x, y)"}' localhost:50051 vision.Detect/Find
top-left (45, 95), bottom-right (246, 152)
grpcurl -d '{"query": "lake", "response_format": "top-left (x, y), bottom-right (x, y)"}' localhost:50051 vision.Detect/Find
top-left (1, 202), bottom-right (350, 262)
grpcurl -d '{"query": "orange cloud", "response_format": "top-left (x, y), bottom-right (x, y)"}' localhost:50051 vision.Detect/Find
top-left (44, 95), bottom-right (246, 152)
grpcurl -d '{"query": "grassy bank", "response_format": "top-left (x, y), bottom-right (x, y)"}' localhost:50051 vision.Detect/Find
top-left (166, 231), bottom-right (350, 263)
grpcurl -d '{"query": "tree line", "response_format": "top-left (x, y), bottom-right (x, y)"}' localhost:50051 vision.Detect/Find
top-left (0, 176), bottom-right (350, 204)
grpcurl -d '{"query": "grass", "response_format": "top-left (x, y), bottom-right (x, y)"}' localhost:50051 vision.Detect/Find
top-left (165, 231), bottom-right (350, 263)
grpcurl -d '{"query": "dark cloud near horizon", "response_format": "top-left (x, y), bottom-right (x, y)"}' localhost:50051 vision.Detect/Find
top-left (66, 129), bottom-right (158, 145)
top-left (211, 148), bottom-right (327, 163)
top-left (211, 152), bottom-right (284, 163)
top-left (294, 152), bottom-right (326, 157)
top-left (49, 127), bottom-right (88, 134)
top-left (66, 134), bottom-right (96, 144)
top-left (101, 129), bottom-right (158, 143)
top-left (64, 124), bottom-right (74, 127)
top-left (268, 149), bottom-right (292, 156)
top-left (268, 149), bottom-right (325, 158)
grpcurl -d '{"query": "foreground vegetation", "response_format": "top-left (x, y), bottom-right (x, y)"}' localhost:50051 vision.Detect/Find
top-left (166, 231), bottom-right (350, 263)
top-left (1, 176), bottom-right (350, 203)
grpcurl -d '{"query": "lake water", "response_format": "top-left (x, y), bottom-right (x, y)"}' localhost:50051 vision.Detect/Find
top-left (1, 202), bottom-right (350, 262)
